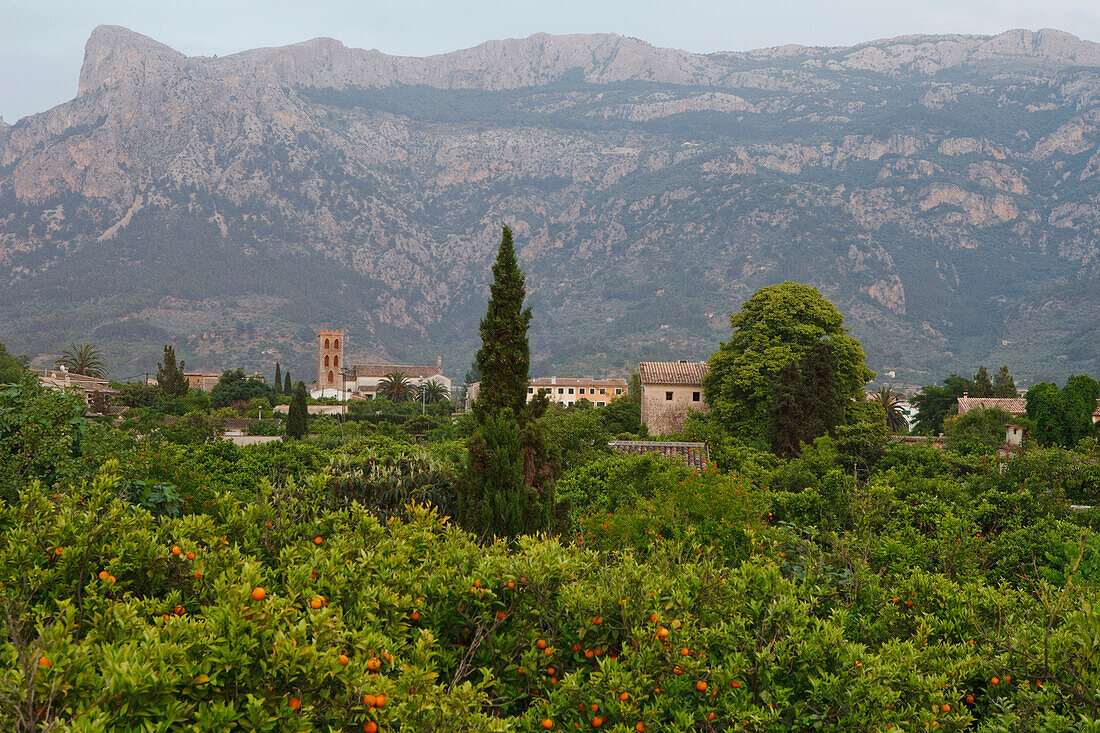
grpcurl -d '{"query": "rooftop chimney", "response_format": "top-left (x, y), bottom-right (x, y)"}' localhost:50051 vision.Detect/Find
top-left (437, 355), bottom-right (442, 370)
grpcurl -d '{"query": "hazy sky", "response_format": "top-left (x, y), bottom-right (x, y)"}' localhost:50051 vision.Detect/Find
top-left (3, 0), bottom-right (1100, 122)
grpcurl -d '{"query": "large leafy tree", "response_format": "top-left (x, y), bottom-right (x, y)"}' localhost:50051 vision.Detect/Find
top-left (462, 225), bottom-right (554, 539)
top-left (378, 371), bottom-right (414, 402)
top-left (285, 380), bottom-right (309, 440)
top-left (156, 345), bottom-right (189, 397)
top-left (704, 281), bottom-right (873, 440)
top-left (911, 375), bottom-right (972, 435)
top-left (1027, 376), bottom-right (1100, 448)
top-left (872, 386), bottom-right (909, 434)
top-left (210, 369), bottom-right (272, 409)
top-left (55, 343), bottom-right (108, 378)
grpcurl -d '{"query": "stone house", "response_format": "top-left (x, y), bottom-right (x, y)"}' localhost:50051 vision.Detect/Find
top-left (39, 368), bottom-right (119, 407)
top-left (638, 361), bottom-right (709, 435)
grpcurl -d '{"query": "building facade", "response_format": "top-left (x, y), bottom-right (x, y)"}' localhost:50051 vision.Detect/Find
top-left (184, 373), bottom-right (221, 391)
top-left (343, 359), bottom-right (451, 399)
top-left (316, 329), bottom-right (344, 393)
top-left (527, 377), bottom-right (628, 407)
top-left (639, 361), bottom-right (709, 435)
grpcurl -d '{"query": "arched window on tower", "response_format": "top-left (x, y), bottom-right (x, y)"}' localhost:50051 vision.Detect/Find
top-left (324, 355), bottom-right (330, 367)
top-left (334, 339), bottom-right (340, 349)
top-left (329, 370), bottom-right (335, 383)
top-left (333, 355), bottom-right (339, 367)
top-left (325, 338), bottom-right (330, 349)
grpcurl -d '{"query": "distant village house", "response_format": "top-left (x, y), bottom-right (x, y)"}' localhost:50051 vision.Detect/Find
top-left (639, 360), bottom-right (709, 435)
top-left (466, 376), bottom-right (629, 409)
top-left (39, 368), bottom-right (119, 408)
top-left (312, 329), bottom-right (451, 399)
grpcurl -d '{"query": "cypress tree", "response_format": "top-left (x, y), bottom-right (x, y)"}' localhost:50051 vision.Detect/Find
top-left (283, 372), bottom-right (292, 395)
top-left (972, 366), bottom-right (994, 398)
top-left (274, 362), bottom-right (282, 393)
top-left (286, 381), bottom-right (309, 440)
top-left (156, 345), bottom-right (189, 397)
top-left (992, 366), bottom-right (1018, 398)
top-left (473, 224), bottom-right (531, 421)
top-left (462, 225), bottom-right (554, 539)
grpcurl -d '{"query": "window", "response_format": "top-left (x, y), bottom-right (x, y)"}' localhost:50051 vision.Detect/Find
top-left (568, 388), bottom-right (574, 394)
top-left (324, 338), bottom-right (330, 348)
top-left (578, 388), bottom-right (585, 394)
top-left (558, 388), bottom-right (564, 394)
top-left (528, 387), bottom-right (534, 393)
top-left (665, 391), bottom-right (673, 401)
top-left (333, 355), bottom-right (339, 367)
top-left (693, 391), bottom-right (700, 402)
top-left (615, 388), bottom-right (622, 394)
top-left (324, 355), bottom-right (330, 367)
top-left (333, 339), bottom-right (339, 349)
top-left (328, 370), bottom-right (335, 383)
top-left (600, 388), bottom-right (606, 394)
top-left (597, 402), bottom-right (605, 407)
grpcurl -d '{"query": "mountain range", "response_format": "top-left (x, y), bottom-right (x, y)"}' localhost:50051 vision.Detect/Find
top-left (1, 25), bottom-right (1099, 388)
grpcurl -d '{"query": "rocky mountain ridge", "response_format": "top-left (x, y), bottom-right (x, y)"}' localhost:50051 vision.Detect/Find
top-left (1, 26), bottom-right (1098, 386)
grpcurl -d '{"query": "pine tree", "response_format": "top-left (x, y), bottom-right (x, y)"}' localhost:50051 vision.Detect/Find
top-left (462, 225), bottom-right (554, 539)
top-left (283, 372), bottom-right (292, 395)
top-left (972, 366), bottom-right (994, 398)
top-left (992, 366), bottom-right (1018, 398)
top-left (274, 362), bottom-right (282, 393)
top-left (286, 381), bottom-right (309, 440)
top-left (156, 345), bottom-right (189, 397)
top-left (473, 225), bottom-right (532, 421)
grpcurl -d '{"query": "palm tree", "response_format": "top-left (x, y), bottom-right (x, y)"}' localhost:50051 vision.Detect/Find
top-left (55, 343), bottom-right (108, 378)
top-left (377, 371), bottom-right (413, 402)
top-left (872, 386), bottom-right (909, 434)
top-left (418, 380), bottom-right (449, 405)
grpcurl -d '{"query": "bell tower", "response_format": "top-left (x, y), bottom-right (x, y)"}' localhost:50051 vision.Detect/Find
top-left (317, 329), bottom-right (344, 394)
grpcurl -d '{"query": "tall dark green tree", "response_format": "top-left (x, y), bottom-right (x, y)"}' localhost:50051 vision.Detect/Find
top-left (1023, 377), bottom-right (1099, 448)
top-left (473, 225), bottom-right (532, 421)
top-left (992, 366), bottom-right (1019, 398)
top-left (274, 362), bottom-right (282, 393)
top-left (0, 341), bottom-right (28, 384)
top-left (283, 372), bottom-right (292, 395)
top-left (285, 381), bottom-right (309, 440)
top-left (462, 225), bottom-right (554, 539)
top-left (766, 340), bottom-right (847, 457)
top-left (971, 366), bottom-right (994, 398)
top-left (911, 375), bottom-right (972, 435)
top-left (157, 345), bottom-right (189, 397)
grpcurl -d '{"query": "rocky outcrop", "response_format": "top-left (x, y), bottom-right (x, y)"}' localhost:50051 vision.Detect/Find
top-left (1, 26), bottom-right (1098, 384)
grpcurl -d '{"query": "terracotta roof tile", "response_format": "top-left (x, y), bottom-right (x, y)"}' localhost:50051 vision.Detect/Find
top-left (609, 441), bottom-right (709, 470)
top-left (350, 364), bottom-right (446, 379)
top-left (638, 361), bottom-right (708, 387)
top-left (529, 377), bottom-right (628, 388)
top-left (957, 397), bottom-right (1027, 416)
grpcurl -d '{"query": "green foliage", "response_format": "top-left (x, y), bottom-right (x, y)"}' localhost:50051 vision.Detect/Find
top-left (0, 340), bottom-right (28, 384)
top-left (539, 404), bottom-right (610, 474)
top-left (993, 365), bottom-right (1019, 397)
top-left (286, 381), bottom-right (309, 440)
top-left (273, 361), bottom-right (282, 394)
top-left (377, 371), bottom-right (414, 402)
top-left (1027, 377), bottom-right (1100, 448)
top-left (912, 374), bottom-right (972, 435)
top-left (945, 407), bottom-right (1013, 455)
top-left (835, 399), bottom-right (889, 476)
top-left (766, 340), bottom-right (847, 456)
top-left (594, 395), bottom-right (641, 436)
top-left (210, 369), bottom-right (272, 410)
top-left (461, 411), bottom-right (527, 538)
top-left (872, 385), bottom-right (910, 434)
top-left (556, 452), bottom-right (689, 526)
top-left (704, 281), bottom-right (874, 440)
top-left (472, 224), bottom-right (532, 421)
top-left (55, 342), bottom-right (108, 378)
top-left (114, 380), bottom-right (162, 408)
top-left (156, 344), bottom-right (189, 397)
top-left (971, 365), bottom-right (994, 398)
top-left (327, 449), bottom-right (456, 522)
top-left (0, 375), bottom-right (87, 501)
top-left (160, 411), bottom-right (219, 445)
top-left (283, 372), bottom-right (292, 395)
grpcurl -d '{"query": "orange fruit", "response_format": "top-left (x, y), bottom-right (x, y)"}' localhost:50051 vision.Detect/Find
top-left (656, 627), bottom-right (669, 639)
top-left (174, 605), bottom-right (185, 616)
top-left (39, 656), bottom-right (51, 668)
top-left (696, 680), bottom-right (708, 692)
top-left (496, 611), bottom-right (506, 620)
top-left (592, 716), bottom-right (603, 727)
top-left (649, 614), bottom-right (659, 623)
top-left (171, 546), bottom-right (181, 556)
top-left (708, 712), bottom-right (716, 721)
top-left (313, 536), bottom-right (323, 545)
top-left (288, 697), bottom-right (301, 710)
top-left (375, 694), bottom-right (386, 707)
top-left (730, 681), bottom-right (742, 689)
top-left (584, 649), bottom-right (595, 659)
top-left (194, 571), bottom-right (202, 578)
top-left (542, 720), bottom-right (554, 730)
top-left (1004, 675), bottom-right (1011, 683)
top-left (339, 654), bottom-right (349, 666)
top-left (251, 587), bottom-right (266, 601)
top-left (991, 676), bottom-right (999, 685)
top-left (941, 704), bottom-right (950, 712)
top-left (905, 600), bottom-right (913, 608)
top-left (635, 724), bottom-right (646, 733)
top-left (508, 582), bottom-right (515, 589)
top-left (363, 694), bottom-right (376, 707)
top-left (107, 575), bottom-right (116, 583)
top-left (98, 570), bottom-right (109, 581)
top-left (310, 598), bottom-right (322, 610)
top-left (537, 639), bottom-right (548, 649)
top-left (592, 616), bottom-right (603, 625)
top-left (619, 692), bottom-right (629, 701)
top-left (186, 552), bottom-right (195, 560)
top-left (965, 694), bottom-right (975, 704)
top-left (410, 611), bottom-right (420, 621)
top-left (680, 648), bottom-right (691, 657)
top-left (367, 657), bottom-right (381, 670)
top-left (363, 723), bottom-right (377, 733)
top-left (572, 643), bottom-right (582, 652)
top-left (543, 647), bottom-right (552, 657)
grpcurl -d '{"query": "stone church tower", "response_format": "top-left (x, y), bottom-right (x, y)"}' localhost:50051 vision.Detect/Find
top-left (317, 329), bottom-right (344, 392)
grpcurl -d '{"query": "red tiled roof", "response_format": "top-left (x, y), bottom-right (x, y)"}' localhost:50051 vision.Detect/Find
top-left (638, 361), bottom-right (708, 386)
top-left (609, 441), bottom-right (710, 470)
top-left (350, 364), bottom-right (446, 379)
top-left (957, 397), bottom-right (1027, 416)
